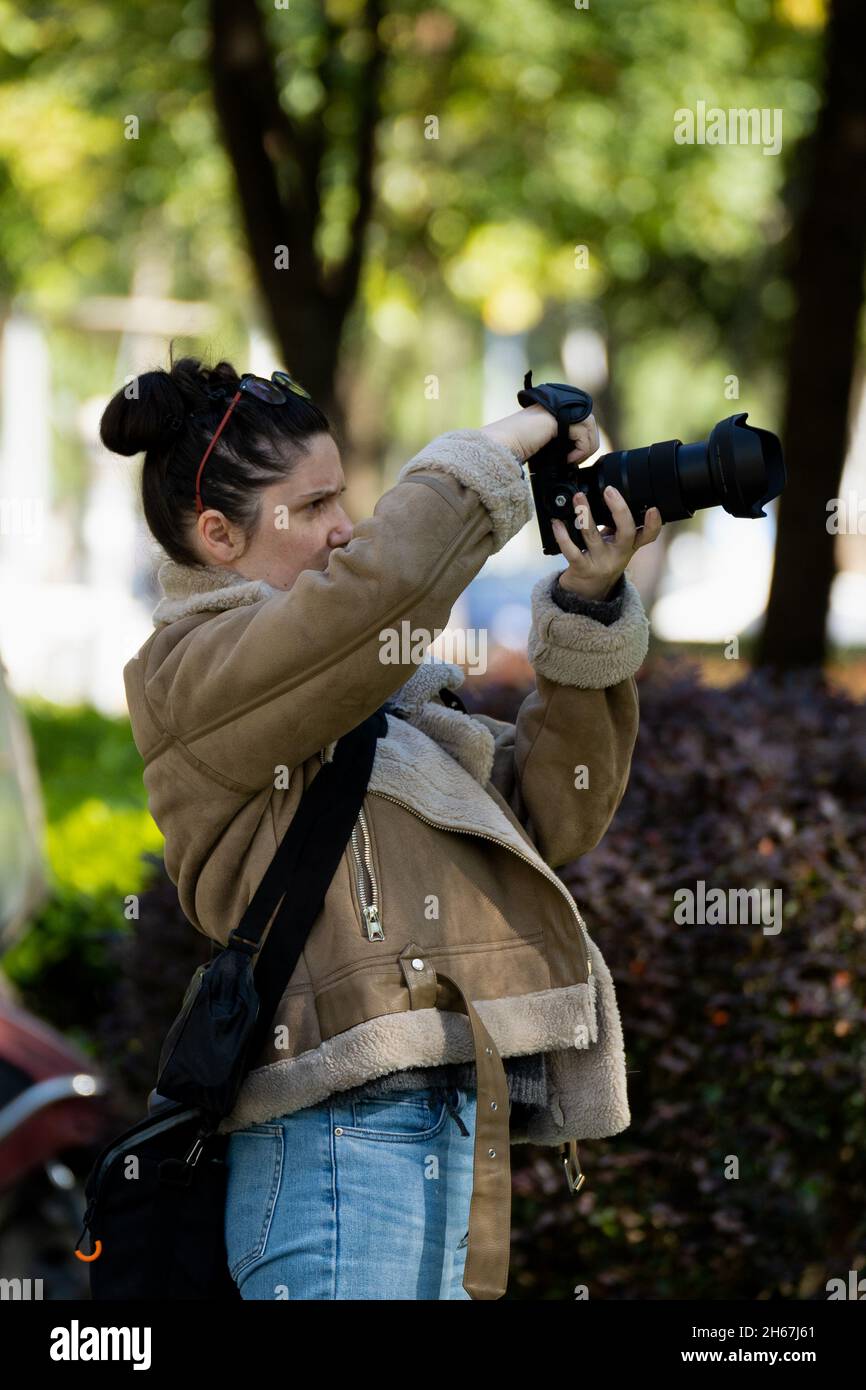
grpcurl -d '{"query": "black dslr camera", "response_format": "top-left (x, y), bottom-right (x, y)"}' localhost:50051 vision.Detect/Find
top-left (517, 372), bottom-right (786, 555)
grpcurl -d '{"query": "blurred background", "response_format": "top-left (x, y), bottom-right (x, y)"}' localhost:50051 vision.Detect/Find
top-left (0, 0), bottom-right (864, 1300)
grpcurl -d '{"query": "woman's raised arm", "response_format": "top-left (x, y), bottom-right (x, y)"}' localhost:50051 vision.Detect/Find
top-left (127, 429), bottom-right (533, 790)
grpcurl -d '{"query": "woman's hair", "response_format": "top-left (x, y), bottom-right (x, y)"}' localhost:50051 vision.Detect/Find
top-left (99, 352), bottom-right (333, 567)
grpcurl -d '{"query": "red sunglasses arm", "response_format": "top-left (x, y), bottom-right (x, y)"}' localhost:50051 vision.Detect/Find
top-left (194, 389), bottom-right (242, 516)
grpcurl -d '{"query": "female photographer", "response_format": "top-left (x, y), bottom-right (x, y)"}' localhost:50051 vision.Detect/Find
top-left (102, 356), bottom-right (660, 1300)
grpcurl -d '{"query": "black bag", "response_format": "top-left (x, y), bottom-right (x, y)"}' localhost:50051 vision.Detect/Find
top-left (79, 1099), bottom-right (240, 1300)
top-left (77, 708), bottom-right (387, 1299)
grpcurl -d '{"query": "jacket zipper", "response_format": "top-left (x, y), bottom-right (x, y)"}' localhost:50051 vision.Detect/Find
top-left (351, 804), bottom-right (384, 941)
top-left (369, 789), bottom-right (592, 980)
top-left (318, 747), bottom-right (384, 941)
top-left (317, 749), bottom-right (590, 975)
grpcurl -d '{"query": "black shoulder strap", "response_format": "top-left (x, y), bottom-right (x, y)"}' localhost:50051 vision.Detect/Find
top-left (236, 707), bottom-right (388, 1068)
top-left (438, 686), bottom-right (467, 713)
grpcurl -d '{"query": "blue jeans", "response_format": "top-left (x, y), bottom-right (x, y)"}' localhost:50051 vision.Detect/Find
top-left (224, 1084), bottom-right (477, 1300)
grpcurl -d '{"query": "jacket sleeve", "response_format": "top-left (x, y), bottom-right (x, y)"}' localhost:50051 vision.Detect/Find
top-left (471, 570), bottom-right (649, 870)
top-left (136, 430), bottom-right (534, 790)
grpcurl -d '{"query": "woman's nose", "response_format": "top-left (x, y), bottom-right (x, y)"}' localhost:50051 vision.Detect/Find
top-left (330, 514), bottom-right (353, 546)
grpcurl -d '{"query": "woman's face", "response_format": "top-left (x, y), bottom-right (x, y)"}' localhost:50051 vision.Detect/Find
top-left (192, 432), bottom-right (354, 591)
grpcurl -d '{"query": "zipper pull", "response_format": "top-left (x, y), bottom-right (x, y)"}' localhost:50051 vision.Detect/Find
top-left (575, 910), bottom-right (593, 976)
top-left (74, 1204), bottom-right (95, 1255)
top-left (363, 905), bottom-right (384, 941)
top-left (562, 1139), bottom-right (585, 1193)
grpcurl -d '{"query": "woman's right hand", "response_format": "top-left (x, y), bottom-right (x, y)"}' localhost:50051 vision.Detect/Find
top-left (481, 404), bottom-right (599, 466)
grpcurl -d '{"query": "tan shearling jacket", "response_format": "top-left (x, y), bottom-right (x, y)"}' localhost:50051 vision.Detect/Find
top-left (122, 428), bottom-right (650, 1299)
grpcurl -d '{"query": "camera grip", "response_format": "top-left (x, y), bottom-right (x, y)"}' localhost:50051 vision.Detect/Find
top-left (518, 371), bottom-right (598, 554)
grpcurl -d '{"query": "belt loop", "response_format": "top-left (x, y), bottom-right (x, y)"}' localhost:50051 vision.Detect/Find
top-left (398, 942), bottom-right (438, 1009)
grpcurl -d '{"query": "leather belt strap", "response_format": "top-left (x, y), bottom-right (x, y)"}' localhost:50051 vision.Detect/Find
top-left (436, 969), bottom-right (512, 1299)
top-left (398, 942), bottom-right (511, 1299)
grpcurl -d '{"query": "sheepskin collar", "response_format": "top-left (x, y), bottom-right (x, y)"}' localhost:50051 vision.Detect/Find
top-left (152, 557), bottom-right (280, 626)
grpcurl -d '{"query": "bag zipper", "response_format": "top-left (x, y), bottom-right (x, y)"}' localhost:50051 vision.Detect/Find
top-left (369, 789), bottom-right (591, 980)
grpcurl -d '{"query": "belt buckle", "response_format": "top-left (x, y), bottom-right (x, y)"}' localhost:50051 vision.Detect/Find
top-left (562, 1140), bottom-right (585, 1194)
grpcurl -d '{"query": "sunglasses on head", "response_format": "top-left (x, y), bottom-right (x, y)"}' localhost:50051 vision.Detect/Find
top-left (193, 370), bottom-right (313, 515)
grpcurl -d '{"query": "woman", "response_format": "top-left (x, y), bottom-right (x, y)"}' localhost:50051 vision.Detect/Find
top-left (102, 355), bottom-right (661, 1301)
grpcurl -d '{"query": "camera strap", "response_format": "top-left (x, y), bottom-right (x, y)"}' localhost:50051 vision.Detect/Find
top-left (516, 370), bottom-right (594, 444)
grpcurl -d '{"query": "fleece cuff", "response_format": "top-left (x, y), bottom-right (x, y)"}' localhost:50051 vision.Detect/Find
top-left (397, 429), bottom-right (533, 553)
top-left (528, 570), bottom-right (650, 688)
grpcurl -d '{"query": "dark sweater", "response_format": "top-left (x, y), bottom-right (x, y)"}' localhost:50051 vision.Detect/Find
top-left (346, 571), bottom-right (627, 1112)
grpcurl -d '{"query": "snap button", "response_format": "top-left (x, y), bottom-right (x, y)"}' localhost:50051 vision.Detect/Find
top-left (411, 957), bottom-right (425, 971)
top-left (488, 1148), bottom-right (497, 1158)
top-left (490, 1100), bottom-right (498, 1111)
top-left (334, 1127), bottom-right (343, 1136)
top-left (485, 1046), bottom-right (492, 1055)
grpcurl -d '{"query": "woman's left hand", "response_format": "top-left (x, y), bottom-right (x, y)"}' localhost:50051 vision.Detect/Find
top-left (552, 486), bottom-right (664, 602)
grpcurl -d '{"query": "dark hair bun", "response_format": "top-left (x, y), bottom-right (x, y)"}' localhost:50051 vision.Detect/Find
top-left (99, 357), bottom-right (241, 457)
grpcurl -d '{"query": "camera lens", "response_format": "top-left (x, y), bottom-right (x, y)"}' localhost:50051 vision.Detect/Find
top-left (594, 412), bottom-right (785, 527)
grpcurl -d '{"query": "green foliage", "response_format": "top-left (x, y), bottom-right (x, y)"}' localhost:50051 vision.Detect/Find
top-left (19, 696), bottom-right (162, 886)
top-left (43, 800), bottom-right (161, 897)
top-left (0, 0), bottom-right (234, 308)
top-left (3, 881), bottom-right (141, 1042)
top-left (0, 0), bottom-right (827, 454)
top-left (2, 699), bottom-right (162, 1027)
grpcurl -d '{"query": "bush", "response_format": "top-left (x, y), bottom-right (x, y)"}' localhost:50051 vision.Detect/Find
top-left (468, 658), bottom-right (866, 1299)
top-left (2, 700), bottom-right (162, 1046)
top-left (5, 698), bottom-right (209, 1114)
top-left (90, 852), bottom-right (212, 1120)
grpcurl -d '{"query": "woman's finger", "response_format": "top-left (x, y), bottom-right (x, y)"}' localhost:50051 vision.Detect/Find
top-left (556, 517), bottom-right (589, 569)
top-left (602, 486), bottom-right (637, 550)
top-left (553, 517), bottom-right (606, 569)
top-left (551, 517), bottom-right (592, 568)
top-left (632, 507), bottom-right (664, 550)
top-left (573, 492), bottom-right (607, 555)
top-left (567, 413), bottom-right (599, 463)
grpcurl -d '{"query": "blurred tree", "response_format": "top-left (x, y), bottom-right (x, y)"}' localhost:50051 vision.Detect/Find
top-left (757, 0), bottom-right (866, 670)
top-left (200, 0), bottom-right (824, 482)
top-left (208, 0), bottom-right (386, 438)
top-left (0, 2), bottom-right (244, 325)
top-left (0, 1), bottom-right (828, 520)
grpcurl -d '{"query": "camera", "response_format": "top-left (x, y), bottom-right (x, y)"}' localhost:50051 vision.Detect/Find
top-left (517, 372), bottom-right (786, 556)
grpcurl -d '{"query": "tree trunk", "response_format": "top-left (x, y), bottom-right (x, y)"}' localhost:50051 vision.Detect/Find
top-left (756, 0), bottom-right (866, 670)
top-left (208, 0), bottom-right (386, 439)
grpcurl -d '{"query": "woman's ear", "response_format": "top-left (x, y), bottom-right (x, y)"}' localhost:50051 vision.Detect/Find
top-left (194, 510), bottom-right (248, 565)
